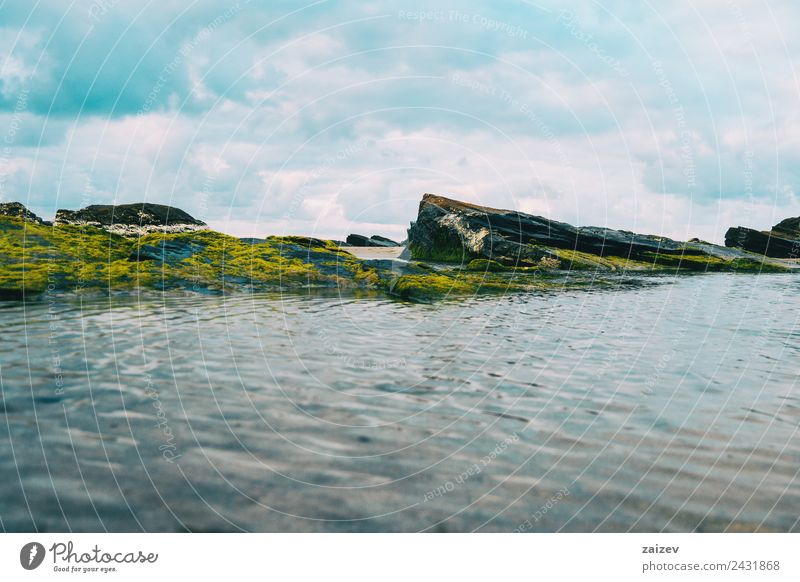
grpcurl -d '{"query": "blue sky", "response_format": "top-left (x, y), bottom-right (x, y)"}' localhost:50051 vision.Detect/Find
top-left (1, 0), bottom-right (799, 242)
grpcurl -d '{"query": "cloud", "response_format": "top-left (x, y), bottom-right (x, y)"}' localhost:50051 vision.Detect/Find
top-left (1, 0), bottom-right (800, 243)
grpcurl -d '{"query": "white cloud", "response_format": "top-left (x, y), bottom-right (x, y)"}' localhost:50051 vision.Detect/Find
top-left (2, 0), bottom-right (800, 243)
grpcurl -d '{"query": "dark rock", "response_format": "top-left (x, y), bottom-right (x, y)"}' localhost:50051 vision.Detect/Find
top-left (407, 194), bottom-right (695, 266)
top-left (369, 235), bottom-right (400, 246)
top-left (130, 239), bottom-right (206, 264)
top-left (268, 236), bottom-right (360, 278)
top-left (0, 202), bottom-right (44, 224)
top-left (239, 237), bottom-right (267, 245)
top-left (345, 234), bottom-right (370, 246)
top-left (771, 217), bottom-right (800, 238)
top-left (55, 203), bottom-right (206, 236)
top-left (345, 233), bottom-right (400, 247)
top-left (724, 227), bottom-right (800, 259)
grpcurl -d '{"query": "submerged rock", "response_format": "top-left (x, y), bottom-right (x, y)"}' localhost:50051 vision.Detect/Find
top-left (345, 234), bottom-right (400, 247)
top-left (55, 203), bottom-right (207, 237)
top-left (0, 202), bottom-right (44, 224)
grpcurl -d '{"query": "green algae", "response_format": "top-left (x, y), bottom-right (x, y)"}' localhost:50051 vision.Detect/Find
top-left (0, 218), bottom-right (382, 296)
top-left (554, 249), bottom-right (658, 271)
top-left (465, 258), bottom-right (509, 272)
top-left (554, 247), bottom-right (787, 273)
top-left (408, 235), bottom-right (476, 262)
top-left (0, 218), bottom-right (140, 294)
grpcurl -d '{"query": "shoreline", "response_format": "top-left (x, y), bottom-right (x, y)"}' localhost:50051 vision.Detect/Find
top-left (2, 194), bottom-right (798, 303)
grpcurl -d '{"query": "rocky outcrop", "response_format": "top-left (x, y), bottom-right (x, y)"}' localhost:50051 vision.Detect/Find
top-left (0, 194), bottom-right (793, 302)
top-left (55, 203), bottom-right (207, 237)
top-left (407, 194), bottom-right (705, 266)
top-left (725, 217), bottom-right (800, 259)
top-left (345, 234), bottom-right (400, 247)
top-left (772, 217), bottom-right (800, 238)
top-left (0, 202), bottom-right (45, 224)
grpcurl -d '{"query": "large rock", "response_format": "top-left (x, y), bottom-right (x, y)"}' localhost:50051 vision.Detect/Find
top-left (0, 202), bottom-right (44, 224)
top-left (725, 226), bottom-right (800, 259)
top-left (345, 233), bottom-right (400, 247)
top-left (407, 194), bottom-right (696, 266)
top-left (55, 203), bottom-right (206, 237)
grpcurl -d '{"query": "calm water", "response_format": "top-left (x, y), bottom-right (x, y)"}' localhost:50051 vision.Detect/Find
top-left (1, 273), bottom-right (799, 532)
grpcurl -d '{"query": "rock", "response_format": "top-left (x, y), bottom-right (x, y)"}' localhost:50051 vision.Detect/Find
top-left (130, 239), bottom-right (206, 264)
top-left (345, 234), bottom-right (400, 247)
top-left (407, 194), bottom-right (696, 266)
top-left (0, 202), bottom-right (44, 224)
top-left (771, 217), bottom-right (800, 238)
top-left (1, 193), bottom-right (791, 303)
top-left (363, 258), bottom-right (429, 277)
top-left (345, 234), bottom-right (370, 246)
top-left (55, 203), bottom-right (207, 237)
top-left (464, 258), bottom-right (509, 272)
top-left (369, 235), bottom-right (400, 246)
top-left (724, 226), bottom-right (800, 259)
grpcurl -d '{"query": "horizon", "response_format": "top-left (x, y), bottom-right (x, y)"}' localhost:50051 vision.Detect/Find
top-left (2, 2), bottom-right (800, 245)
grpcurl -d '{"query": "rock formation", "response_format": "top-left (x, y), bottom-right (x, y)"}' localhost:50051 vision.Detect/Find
top-left (54, 203), bottom-right (207, 237)
top-left (725, 217), bottom-right (800, 259)
top-left (0, 195), bottom-right (793, 302)
top-left (408, 194), bottom-right (714, 266)
top-left (0, 202), bottom-right (45, 224)
top-left (771, 217), bottom-right (800, 238)
top-left (345, 234), bottom-right (400, 247)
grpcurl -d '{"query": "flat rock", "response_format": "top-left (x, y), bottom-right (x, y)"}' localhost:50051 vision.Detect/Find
top-left (346, 234), bottom-right (400, 247)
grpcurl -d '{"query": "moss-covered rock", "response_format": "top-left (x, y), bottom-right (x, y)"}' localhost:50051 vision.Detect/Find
top-left (465, 258), bottom-right (509, 272)
top-left (553, 247), bottom-right (788, 273)
top-left (0, 191), bottom-right (794, 304)
top-left (0, 217), bottom-right (383, 296)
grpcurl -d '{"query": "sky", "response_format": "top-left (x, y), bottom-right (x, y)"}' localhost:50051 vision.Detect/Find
top-left (1, 0), bottom-right (799, 243)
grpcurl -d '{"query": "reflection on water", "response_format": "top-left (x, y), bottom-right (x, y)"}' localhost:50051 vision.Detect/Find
top-left (1, 274), bottom-right (798, 532)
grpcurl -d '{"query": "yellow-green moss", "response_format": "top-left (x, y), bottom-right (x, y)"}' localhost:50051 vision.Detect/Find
top-left (554, 249), bottom-right (656, 271)
top-left (554, 247), bottom-right (785, 273)
top-left (642, 251), bottom-right (787, 272)
top-left (390, 273), bottom-right (476, 301)
top-left (0, 218), bottom-right (143, 294)
top-left (132, 231), bottom-right (378, 291)
top-left (0, 218), bottom-right (381, 295)
top-left (388, 267), bottom-right (547, 301)
top-left (0, 216), bottom-right (789, 302)
top-left (465, 258), bottom-right (509, 272)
